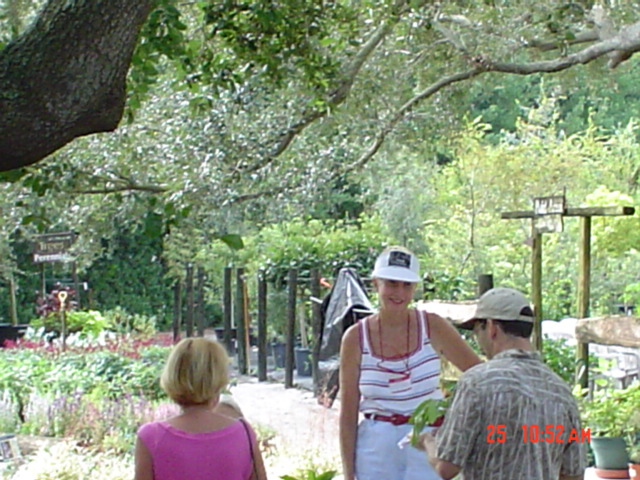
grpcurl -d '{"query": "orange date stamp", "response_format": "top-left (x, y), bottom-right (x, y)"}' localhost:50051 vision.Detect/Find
top-left (486, 424), bottom-right (591, 443)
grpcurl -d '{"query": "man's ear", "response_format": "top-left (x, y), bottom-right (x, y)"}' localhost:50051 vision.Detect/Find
top-left (487, 319), bottom-right (498, 339)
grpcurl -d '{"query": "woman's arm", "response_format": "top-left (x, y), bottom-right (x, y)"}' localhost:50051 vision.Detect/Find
top-left (339, 323), bottom-right (362, 480)
top-left (134, 435), bottom-right (154, 480)
top-left (428, 313), bottom-right (481, 372)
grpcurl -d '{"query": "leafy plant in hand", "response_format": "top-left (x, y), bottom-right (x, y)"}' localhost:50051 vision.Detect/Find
top-left (409, 397), bottom-right (449, 447)
top-left (281, 470), bottom-right (338, 480)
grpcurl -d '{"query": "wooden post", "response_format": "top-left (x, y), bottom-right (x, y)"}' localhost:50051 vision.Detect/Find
top-left (576, 216), bottom-right (591, 390)
top-left (242, 279), bottom-right (251, 369)
top-left (501, 204), bottom-right (634, 378)
top-left (172, 280), bottom-right (182, 343)
top-left (40, 263), bottom-right (46, 297)
top-left (257, 271), bottom-right (267, 381)
top-left (477, 274), bottom-right (493, 296)
top-left (196, 267), bottom-right (205, 337)
top-left (236, 268), bottom-right (247, 374)
top-left (185, 263), bottom-right (194, 338)
top-left (285, 269), bottom-right (297, 388)
top-left (310, 269), bottom-right (322, 393)
top-left (223, 267), bottom-right (233, 353)
top-left (8, 273), bottom-right (18, 326)
top-left (72, 261), bottom-right (81, 309)
top-left (531, 231), bottom-right (543, 353)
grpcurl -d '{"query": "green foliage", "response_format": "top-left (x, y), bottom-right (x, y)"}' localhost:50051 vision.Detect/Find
top-left (245, 214), bottom-right (388, 288)
top-left (102, 307), bottom-right (157, 336)
top-left (409, 397), bottom-right (449, 447)
top-left (281, 471), bottom-right (338, 480)
top-left (585, 186), bottom-right (640, 257)
top-left (542, 337), bottom-right (577, 385)
top-left (622, 282), bottom-right (640, 311)
top-left (629, 444), bottom-right (640, 464)
top-left (0, 340), bottom-right (169, 413)
top-left (542, 337), bottom-right (599, 386)
top-left (199, 0), bottom-right (352, 89)
top-left (84, 222), bottom-right (174, 328)
top-left (1, 442), bottom-right (133, 480)
top-left (577, 382), bottom-right (640, 439)
top-left (30, 310), bottom-right (109, 336)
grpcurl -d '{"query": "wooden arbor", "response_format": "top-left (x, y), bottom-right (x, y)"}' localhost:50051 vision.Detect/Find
top-left (502, 204), bottom-right (635, 389)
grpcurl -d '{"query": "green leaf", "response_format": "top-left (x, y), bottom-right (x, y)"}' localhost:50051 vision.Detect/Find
top-left (218, 234), bottom-right (244, 250)
top-left (409, 398), bottom-right (449, 446)
top-left (0, 168), bottom-right (28, 183)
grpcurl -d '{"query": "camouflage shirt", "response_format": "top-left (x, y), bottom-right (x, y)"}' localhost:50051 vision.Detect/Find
top-left (436, 349), bottom-right (587, 480)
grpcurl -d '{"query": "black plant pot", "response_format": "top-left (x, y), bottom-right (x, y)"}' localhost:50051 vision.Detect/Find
top-left (271, 342), bottom-right (286, 368)
top-left (294, 347), bottom-right (312, 377)
top-left (0, 324), bottom-right (28, 347)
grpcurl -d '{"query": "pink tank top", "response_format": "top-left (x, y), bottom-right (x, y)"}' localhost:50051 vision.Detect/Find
top-left (137, 419), bottom-right (254, 480)
top-left (358, 309), bottom-right (443, 416)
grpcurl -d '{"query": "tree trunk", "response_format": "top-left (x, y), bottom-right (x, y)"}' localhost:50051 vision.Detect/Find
top-left (0, 0), bottom-right (153, 171)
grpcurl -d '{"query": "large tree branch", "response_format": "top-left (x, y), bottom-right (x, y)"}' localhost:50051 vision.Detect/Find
top-left (72, 183), bottom-right (167, 195)
top-left (345, 19), bottom-right (640, 173)
top-left (343, 68), bottom-right (484, 174)
top-left (526, 30), bottom-right (600, 52)
top-left (0, 0), bottom-right (154, 172)
top-left (223, 185), bottom-right (289, 206)
top-left (242, 0), bottom-right (430, 174)
top-left (67, 168), bottom-right (167, 194)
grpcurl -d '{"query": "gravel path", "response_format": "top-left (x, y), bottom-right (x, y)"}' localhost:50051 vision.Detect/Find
top-left (230, 377), bottom-right (342, 479)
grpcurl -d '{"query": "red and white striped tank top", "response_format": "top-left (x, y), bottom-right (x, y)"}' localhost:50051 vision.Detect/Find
top-left (358, 309), bottom-right (443, 417)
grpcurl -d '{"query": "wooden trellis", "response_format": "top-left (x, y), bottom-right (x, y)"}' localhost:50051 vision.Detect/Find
top-left (502, 203), bottom-right (635, 389)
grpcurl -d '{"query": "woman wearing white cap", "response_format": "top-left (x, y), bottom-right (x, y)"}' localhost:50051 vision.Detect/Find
top-left (339, 246), bottom-right (481, 480)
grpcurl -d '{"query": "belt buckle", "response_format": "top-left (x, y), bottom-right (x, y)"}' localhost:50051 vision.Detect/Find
top-left (390, 414), bottom-right (407, 425)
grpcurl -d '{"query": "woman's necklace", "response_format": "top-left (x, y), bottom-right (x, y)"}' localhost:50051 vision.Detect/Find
top-left (377, 310), bottom-right (412, 374)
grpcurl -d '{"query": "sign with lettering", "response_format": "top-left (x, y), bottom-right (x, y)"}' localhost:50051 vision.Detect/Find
top-left (33, 232), bottom-right (76, 263)
top-left (533, 196), bottom-right (566, 234)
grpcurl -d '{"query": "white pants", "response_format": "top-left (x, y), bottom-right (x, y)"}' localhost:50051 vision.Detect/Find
top-left (355, 418), bottom-right (442, 480)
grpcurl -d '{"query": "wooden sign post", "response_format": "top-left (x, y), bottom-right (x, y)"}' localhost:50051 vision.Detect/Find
top-left (502, 203), bottom-right (634, 389)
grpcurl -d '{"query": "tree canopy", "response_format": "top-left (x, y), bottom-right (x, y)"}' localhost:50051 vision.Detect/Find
top-left (1, 0), bottom-right (640, 324)
top-left (1, 0), bottom-right (640, 171)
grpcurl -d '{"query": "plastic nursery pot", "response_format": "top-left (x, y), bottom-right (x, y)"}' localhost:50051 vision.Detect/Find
top-left (590, 437), bottom-right (631, 470)
top-left (271, 342), bottom-right (286, 368)
top-left (294, 347), bottom-right (312, 377)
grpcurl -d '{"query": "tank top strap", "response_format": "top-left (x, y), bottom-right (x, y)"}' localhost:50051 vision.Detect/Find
top-left (417, 308), bottom-right (431, 344)
top-left (359, 316), bottom-right (372, 354)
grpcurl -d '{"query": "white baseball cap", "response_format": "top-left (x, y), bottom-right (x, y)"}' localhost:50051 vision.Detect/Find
top-left (459, 287), bottom-right (534, 330)
top-left (372, 248), bottom-right (420, 283)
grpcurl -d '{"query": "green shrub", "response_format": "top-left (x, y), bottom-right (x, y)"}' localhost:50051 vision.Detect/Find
top-left (102, 306), bottom-right (157, 336)
top-left (29, 310), bottom-right (110, 337)
top-left (3, 441), bottom-right (133, 479)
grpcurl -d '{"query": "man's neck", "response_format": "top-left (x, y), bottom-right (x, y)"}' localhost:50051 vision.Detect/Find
top-left (491, 337), bottom-right (534, 357)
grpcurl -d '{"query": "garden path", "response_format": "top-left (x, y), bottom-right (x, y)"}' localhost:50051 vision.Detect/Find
top-left (229, 375), bottom-right (342, 479)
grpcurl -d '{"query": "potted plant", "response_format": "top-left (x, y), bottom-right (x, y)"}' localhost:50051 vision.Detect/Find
top-left (579, 383), bottom-right (640, 474)
top-left (629, 444), bottom-right (640, 479)
top-left (628, 401), bottom-right (640, 479)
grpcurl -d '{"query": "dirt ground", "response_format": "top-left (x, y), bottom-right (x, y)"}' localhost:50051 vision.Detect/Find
top-left (230, 376), bottom-right (343, 479)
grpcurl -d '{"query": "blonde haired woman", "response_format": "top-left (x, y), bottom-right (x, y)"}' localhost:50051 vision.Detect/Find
top-left (339, 246), bottom-right (481, 480)
top-left (135, 337), bottom-right (267, 480)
